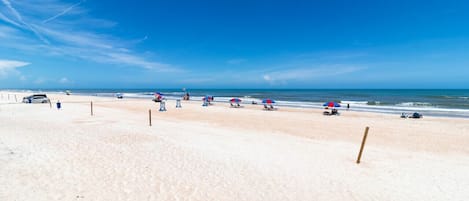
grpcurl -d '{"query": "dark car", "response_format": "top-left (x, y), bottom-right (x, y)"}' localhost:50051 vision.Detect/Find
top-left (22, 94), bottom-right (50, 103)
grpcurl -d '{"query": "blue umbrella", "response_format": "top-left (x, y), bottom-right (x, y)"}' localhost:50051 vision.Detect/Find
top-left (323, 101), bottom-right (341, 107)
top-left (155, 92), bottom-right (164, 95)
top-left (262, 99), bottom-right (275, 104)
top-left (203, 95), bottom-right (214, 101)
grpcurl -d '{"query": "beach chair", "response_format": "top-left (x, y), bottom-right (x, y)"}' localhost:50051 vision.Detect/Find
top-left (264, 104), bottom-right (274, 110)
top-left (159, 101), bottom-right (167, 111)
top-left (400, 113), bottom-right (408, 118)
top-left (331, 109), bottom-right (340, 115)
top-left (202, 100), bottom-right (209, 107)
top-left (231, 103), bottom-right (241, 108)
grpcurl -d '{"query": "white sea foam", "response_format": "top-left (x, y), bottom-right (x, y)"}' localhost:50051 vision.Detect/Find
top-left (340, 100), bottom-right (368, 105)
top-left (396, 102), bottom-right (434, 107)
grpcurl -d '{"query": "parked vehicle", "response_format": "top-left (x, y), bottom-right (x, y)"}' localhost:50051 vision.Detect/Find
top-left (116, 93), bottom-right (123, 99)
top-left (22, 94), bottom-right (50, 103)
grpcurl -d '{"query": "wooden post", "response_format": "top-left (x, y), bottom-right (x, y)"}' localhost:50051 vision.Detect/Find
top-left (14, 94), bottom-right (17, 102)
top-left (91, 101), bottom-right (94, 116)
top-left (8, 94), bottom-right (10, 100)
top-left (149, 109), bottom-right (152, 126)
top-left (49, 101), bottom-right (52, 108)
top-left (356, 127), bottom-right (370, 164)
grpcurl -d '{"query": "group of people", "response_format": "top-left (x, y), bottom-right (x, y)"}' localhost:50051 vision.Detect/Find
top-left (183, 92), bottom-right (190, 100)
top-left (154, 92), bottom-right (190, 102)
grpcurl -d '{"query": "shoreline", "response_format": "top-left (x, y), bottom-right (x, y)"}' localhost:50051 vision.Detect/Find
top-left (2, 90), bottom-right (469, 119)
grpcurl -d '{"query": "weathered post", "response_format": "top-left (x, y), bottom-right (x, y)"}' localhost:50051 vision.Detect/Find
top-left (14, 94), bottom-right (17, 102)
top-left (149, 109), bottom-right (152, 126)
top-left (91, 101), bottom-right (94, 116)
top-left (356, 127), bottom-right (370, 164)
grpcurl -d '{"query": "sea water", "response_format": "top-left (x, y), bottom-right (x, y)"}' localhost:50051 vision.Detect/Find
top-left (9, 89), bottom-right (469, 118)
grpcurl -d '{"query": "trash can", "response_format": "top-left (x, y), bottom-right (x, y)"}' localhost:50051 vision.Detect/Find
top-left (56, 101), bottom-right (61, 109)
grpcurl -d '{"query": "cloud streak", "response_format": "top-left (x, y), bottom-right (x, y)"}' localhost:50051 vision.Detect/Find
top-left (1, 0), bottom-right (50, 44)
top-left (0, 0), bottom-right (174, 71)
top-left (262, 65), bottom-right (365, 84)
top-left (227, 58), bottom-right (247, 65)
top-left (0, 59), bottom-right (30, 78)
top-left (43, 0), bottom-right (84, 24)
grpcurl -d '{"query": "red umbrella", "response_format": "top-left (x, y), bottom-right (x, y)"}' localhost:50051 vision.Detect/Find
top-left (230, 98), bottom-right (242, 103)
top-left (323, 102), bottom-right (341, 107)
top-left (262, 99), bottom-right (275, 104)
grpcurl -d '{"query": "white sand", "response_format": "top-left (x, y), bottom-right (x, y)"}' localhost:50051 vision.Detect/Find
top-left (1, 91), bottom-right (469, 201)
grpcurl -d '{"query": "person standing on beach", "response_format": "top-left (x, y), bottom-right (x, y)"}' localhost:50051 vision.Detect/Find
top-left (56, 100), bottom-right (61, 110)
top-left (347, 103), bottom-right (350, 110)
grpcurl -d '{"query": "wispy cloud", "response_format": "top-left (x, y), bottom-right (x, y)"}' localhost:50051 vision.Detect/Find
top-left (43, 0), bottom-right (84, 24)
top-left (261, 65), bottom-right (365, 85)
top-left (0, 0), bottom-right (174, 71)
top-left (0, 59), bottom-right (30, 78)
top-left (1, 0), bottom-right (50, 44)
top-left (58, 77), bottom-right (71, 84)
top-left (34, 77), bottom-right (46, 84)
top-left (227, 58), bottom-right (247, 65)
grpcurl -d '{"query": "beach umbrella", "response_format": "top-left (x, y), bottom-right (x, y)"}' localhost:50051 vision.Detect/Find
top-left (323, 101), bottom-right (341, 107)
top-left (230, 98), bottom-right (242, 103)
top-left (203, 95), bottom-right (213, 101)
top-left (262, 99), bottom-right (275, 104)
top-left (155, 92), bottom-right (164, 95)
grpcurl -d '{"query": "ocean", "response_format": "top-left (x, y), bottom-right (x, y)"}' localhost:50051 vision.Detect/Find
top-left (9, 89), bottom-right (469, 118)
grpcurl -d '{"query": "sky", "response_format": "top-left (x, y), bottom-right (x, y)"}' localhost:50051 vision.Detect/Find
top-left (1, 0), bottom-right (469, 89)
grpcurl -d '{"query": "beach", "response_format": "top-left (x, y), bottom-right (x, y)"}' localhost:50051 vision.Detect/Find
top-left (1, 91), bottom-right (469, 201)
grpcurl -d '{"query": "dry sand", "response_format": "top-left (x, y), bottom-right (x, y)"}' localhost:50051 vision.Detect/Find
top-left (1, 91), bottom-right (469, 201)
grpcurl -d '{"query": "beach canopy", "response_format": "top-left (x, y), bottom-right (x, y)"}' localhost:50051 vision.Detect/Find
top-left (262, 99), bottom-right (275, 104)
top-left (155, 92), bottom-right (164, 96)
top-left (323, 101), bottom-right (341, 107)
top-left (230, 98), bottom-right (242, 103)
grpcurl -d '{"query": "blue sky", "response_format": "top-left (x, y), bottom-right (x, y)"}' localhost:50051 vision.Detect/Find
top-left (1, 0), bottom-right (469, 89)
